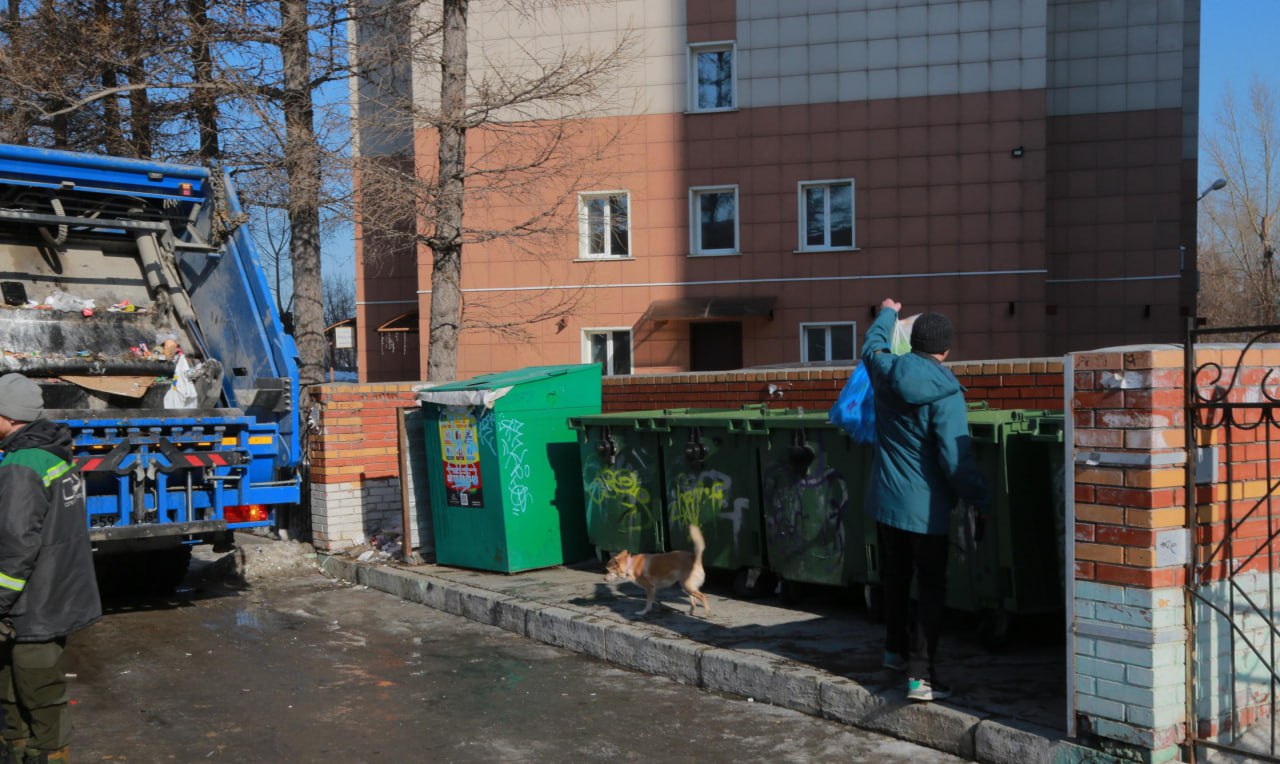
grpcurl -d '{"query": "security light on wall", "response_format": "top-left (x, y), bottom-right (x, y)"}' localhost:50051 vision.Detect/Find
top-left (1010, 146), bottom-right (1024, 158)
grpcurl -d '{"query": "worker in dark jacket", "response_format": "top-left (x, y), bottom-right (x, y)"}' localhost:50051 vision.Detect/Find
top-left (862, 299), bottom-right (988, 703)
top-left (0, 373), bottom-right (101, 764)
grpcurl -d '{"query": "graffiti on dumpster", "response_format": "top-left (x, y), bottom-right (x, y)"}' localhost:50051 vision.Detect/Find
top-left (439, 410), bottom-right (485, 508)
top-left (762, 443), bottom-right (849, 565)
top-left (671, 470), bottom-right (733, 528)
top-left (585, 462), bottom-right (656, 534)
top-left (498, 417), bottom-right (532, 515)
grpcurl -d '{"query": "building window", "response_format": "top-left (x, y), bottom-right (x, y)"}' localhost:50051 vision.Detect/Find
top-left (798, 180), bottom-right (855, 251)
top-left (689, 42), bottom-right (735, 112)
top-left (801, 322), bottom-right (856, 363)
top-left (586, 329), bottom-right (632, 375)
top-left (689, 185), bottom-right (739, 255)
top-left (578, 192), bottom-right (630, 258)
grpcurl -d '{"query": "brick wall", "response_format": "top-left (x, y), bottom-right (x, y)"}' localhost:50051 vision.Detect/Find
top-left (601, 358), bottom-right (1063, 413)
top-left (1069, 344), bottom-right (1280, 758)
top-left (308, 383), bottom-right (428, 551)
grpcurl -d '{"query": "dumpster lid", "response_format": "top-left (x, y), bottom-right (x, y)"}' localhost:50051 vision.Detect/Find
top-left (415, 364), bottom-right (596, 409)
top-left (415, 385), bottom-right (513, 409)
top-left (639, 296), bottom-right (775, 324)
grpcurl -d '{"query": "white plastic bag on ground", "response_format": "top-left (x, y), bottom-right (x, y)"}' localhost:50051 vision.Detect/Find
top-left (163, 355), bottom-right (199, 408)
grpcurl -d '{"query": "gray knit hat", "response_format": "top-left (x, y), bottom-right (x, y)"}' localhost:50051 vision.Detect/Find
top-left (0, 374), bottom-right (44, 422)
top-left (910, 312), bottom-right (954, 355)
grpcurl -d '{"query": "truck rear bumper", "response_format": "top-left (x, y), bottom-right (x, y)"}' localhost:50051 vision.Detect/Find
top-left (90, 520), bottom-right (227, 544)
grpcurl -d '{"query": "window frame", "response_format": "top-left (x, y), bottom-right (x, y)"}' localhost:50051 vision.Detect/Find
top-left (687, 41), bottom-right (737, 113)
top-left (796, 178), bottom-right (857, 252)
top-left (688, 184), bottom-right (740, 256)
top-left (583, 327), bottom-right (633, 376)
top-left (799, 321), bottom-right (858, 363)
top-left (577, 190), bottom-right (632, 260)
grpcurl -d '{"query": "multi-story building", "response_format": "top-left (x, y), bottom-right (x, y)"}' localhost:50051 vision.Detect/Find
top-left (354, 0), bottom-right (1200, 382)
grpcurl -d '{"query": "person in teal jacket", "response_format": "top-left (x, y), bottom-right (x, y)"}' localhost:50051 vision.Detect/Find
top-left (862, 298), bottom-right (988, 703)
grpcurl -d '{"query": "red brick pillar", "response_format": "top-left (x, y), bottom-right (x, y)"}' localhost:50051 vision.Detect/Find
top-left (1070, 347), bottom-right (1188, 758)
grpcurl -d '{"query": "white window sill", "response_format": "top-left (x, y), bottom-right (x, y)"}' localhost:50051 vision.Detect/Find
top-left (574, 256), bottom-right (635, 263)
top-left (684, 108), bottom-right (739, 115)
top-left (794, 246), bottom-right (861, 254)
top-left (688, 251), bottom-right (741, 258)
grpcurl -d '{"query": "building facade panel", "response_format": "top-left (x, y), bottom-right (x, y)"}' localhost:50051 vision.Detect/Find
top-left (356, 0), bottom-right (1200, 380)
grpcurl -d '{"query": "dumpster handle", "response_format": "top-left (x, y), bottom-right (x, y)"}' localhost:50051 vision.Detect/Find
top-left (635, 418), bottom-right (671, 433)
top-left (725, 418), bottom-right (769, 435)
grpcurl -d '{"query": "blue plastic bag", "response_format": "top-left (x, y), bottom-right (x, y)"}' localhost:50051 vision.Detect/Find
top-left (829, 363), bottom-right (876, 443)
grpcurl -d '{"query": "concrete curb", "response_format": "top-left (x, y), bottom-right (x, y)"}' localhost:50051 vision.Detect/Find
top-left (318, 556), bottom-right (1074, 763)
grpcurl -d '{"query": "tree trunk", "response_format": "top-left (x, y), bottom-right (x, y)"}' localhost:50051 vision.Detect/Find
top-left (280, 0), bottom-right (325, 387)
top-left (426, 0), bottom-right (467, 383)
top-left (96, 0), bottom-right (126, 153)
top-left (188, 0), bottom-right (219, 163)
top-left (122, 0), bottom-right (152, 157)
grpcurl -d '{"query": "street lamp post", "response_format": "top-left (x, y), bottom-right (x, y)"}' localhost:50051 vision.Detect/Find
top-left (1197, 178), bottom-right (1227, 202)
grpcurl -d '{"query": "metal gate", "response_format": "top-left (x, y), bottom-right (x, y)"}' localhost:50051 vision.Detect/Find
top-left (1186, 324), bottom-right (1280, 762)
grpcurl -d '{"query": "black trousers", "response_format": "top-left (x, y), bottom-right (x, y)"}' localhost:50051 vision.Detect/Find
top-left (878, 522), bottom-right (949, 678)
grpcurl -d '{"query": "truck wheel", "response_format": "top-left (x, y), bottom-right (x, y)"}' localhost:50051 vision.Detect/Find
top-left (146, 547), bottom-right (194, 594)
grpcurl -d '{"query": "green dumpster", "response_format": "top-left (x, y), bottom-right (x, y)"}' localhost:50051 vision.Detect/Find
top-left (658, 408), bottom-right (771, 596)
top-left (757, 409), bottom-right (873, 601)
top-left (944, 409), bottom-right (1065, 646)
top-left (568, 410), bottom-right (681, 558)
top-left (418, 364), bottom-right (600, 573)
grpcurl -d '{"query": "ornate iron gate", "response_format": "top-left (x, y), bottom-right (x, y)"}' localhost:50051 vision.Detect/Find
top-left (1186, 324), bottom-right (1280, 762)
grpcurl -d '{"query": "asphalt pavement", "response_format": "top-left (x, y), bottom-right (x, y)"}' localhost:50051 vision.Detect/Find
top-left (316, 549), bottom-right (1094, 764)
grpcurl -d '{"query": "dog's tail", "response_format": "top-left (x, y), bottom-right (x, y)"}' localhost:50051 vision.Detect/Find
top-left (689, 525), bottom-right (705, 566)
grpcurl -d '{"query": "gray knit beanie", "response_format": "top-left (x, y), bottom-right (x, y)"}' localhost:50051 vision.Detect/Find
top-left (0, 374), bottom-right (44, 422)
top-left (910, 313), bottom-right (954, 355)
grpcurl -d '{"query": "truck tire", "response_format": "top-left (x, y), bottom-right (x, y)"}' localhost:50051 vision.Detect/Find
top-left (146, 546), bottom-right (193, 594)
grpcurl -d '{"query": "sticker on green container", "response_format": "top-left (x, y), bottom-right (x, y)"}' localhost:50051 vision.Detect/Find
top-left (440, 410), bottom-right (485, 507)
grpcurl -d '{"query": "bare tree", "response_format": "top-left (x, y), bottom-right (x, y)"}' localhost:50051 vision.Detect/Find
top-left (1200, 80), bottom-right (1280, 326)
top-left (353, 0), bottom-right (635, 381)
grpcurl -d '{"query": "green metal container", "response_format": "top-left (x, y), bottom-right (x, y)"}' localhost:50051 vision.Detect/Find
top-left (942, 409), bottom-right (1065, 645)
top-left (658, 408), bottom-right (770, 595)
top-left (568, 410), bottom-right (682, 558)
top-left (757, 409), bottom-right (873, 593)
top-left (418, 364), bottom-right (601, 573)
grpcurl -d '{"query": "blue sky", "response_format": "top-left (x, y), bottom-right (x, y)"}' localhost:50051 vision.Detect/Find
top-left (1198, 0), bottom-right (1277, 187)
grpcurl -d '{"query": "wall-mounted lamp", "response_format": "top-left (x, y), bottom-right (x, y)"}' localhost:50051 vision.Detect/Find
top-left (1143, 304), bottom-right (1151, 318)
top-left (869, 305), bottom-right (879, 319)
top-left (1010, 146), bottom-right (1024, 158)
top-left (1007, 301), bottom-right (1016, 315)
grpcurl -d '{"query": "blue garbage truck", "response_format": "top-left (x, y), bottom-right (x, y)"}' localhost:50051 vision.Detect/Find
top-left (0, 144), bottom-right (301, 591)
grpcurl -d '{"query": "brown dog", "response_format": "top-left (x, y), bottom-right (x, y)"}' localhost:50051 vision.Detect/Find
top-left (604, 525), bottom-right (709, 617)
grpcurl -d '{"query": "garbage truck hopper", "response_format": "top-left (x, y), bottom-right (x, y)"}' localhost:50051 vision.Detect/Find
top-left (0, 145), bottom-right (301, 590)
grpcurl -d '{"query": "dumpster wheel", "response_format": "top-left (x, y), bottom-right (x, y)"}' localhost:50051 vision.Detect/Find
top-left (978, 609), bottom-right (1011, 651)
top-left (733, 568), bottom-right (774, 599)
top-left (863, 584), bottom-right (885, 623)
top-left (779, 579), bottom-right (806, 606)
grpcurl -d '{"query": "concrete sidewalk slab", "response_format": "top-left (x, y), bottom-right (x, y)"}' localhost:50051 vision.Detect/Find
top-left (318, 555), bottom-right (1088, 763)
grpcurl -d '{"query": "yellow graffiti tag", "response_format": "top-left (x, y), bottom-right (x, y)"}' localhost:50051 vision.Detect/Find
top-left (671, 474), bottom-right (728, 527)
